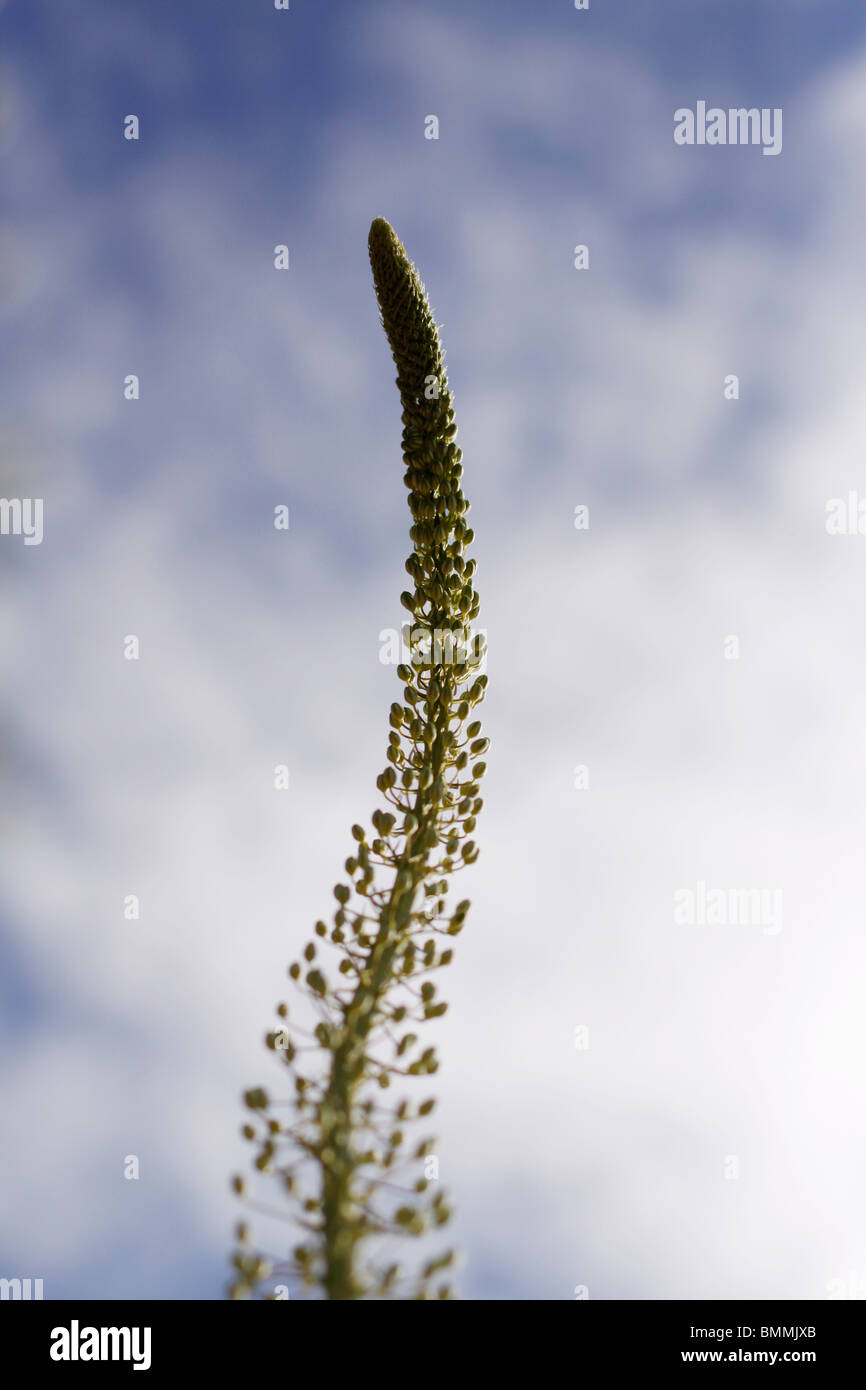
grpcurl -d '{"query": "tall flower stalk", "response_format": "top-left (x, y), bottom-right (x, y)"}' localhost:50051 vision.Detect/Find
top-left (229, 218), bottom-right (487, 1301)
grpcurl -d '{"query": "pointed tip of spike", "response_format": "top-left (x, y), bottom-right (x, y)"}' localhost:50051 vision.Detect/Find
top-left (369, 219), bottom-right (413, 304)
top-left (369, 219), bottom-right (407, 271)
top-left (369, 217), bottom-right (396, 247)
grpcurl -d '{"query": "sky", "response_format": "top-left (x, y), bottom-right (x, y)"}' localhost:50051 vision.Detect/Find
top-left (3, 0), bottom-right (866, 1300)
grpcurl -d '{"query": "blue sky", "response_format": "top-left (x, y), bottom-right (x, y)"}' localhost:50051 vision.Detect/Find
top-left (4, 0), bottom-right (866, 1300)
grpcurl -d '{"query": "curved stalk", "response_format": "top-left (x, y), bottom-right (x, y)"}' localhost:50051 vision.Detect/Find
top-left (230, 218), bottom-right (488, 1301)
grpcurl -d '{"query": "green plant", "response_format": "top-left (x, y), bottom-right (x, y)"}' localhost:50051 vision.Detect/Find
top-left (229, 218), bottom-right (487, 1301)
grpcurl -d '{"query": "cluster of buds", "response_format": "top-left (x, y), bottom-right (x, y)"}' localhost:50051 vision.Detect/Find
top-left (229, 219), bottom-right (487, 1301)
